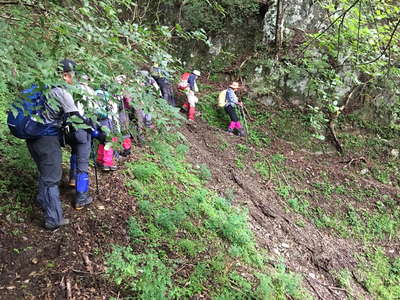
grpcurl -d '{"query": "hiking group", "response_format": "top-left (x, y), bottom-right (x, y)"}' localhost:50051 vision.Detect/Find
top-left (7, 59), bottom-right (247, 230)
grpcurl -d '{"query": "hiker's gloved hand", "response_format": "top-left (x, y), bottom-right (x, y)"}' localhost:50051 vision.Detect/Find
top-left (90, 128), bottom-right (100, 138)
top-left (92, 127), bottom-right (106, 143)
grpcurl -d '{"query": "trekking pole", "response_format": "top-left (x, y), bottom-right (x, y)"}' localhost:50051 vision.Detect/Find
top-left (243, 105), bottom-right (252, 121)
top-left (90, 140), bottom-right (99, 195)
top-left (239, 104), bottom-right (249, 136)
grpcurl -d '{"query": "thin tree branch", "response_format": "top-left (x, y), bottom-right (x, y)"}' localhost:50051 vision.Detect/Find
top-left (0, 1), bottom-right (19, 4)
top-left (355, 0), bottom-right (361, 63)
top-left (0, 14), bottom-right (20, 21)
top-left (0, 0), bottom-right (35, 7)
top-left (356, 17), bottom-right (400, 65)
top-left (298, 0), bottom-right (361, 57)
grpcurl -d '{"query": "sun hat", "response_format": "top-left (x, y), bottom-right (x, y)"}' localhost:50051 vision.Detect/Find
top-left (229, 82), bottom-right (240, 89)
top-left (192, 70), bottom-right (201, 76)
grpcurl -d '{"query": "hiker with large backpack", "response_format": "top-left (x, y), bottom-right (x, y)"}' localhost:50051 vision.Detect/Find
top-left (68, 74), bottom-right (97, 186)
top-left (115, 75), bottom-right (134, 153)
top-left (151, 65), bottom-right (176, 107)
top-left (64, 73), bottom-right (98, 212)
top-left (7, 59), bottom-right (92, 230)
top-left (178, 70), bottom-right (201, 121)
top-left (94, 75), bottom-right (133, 171)
top-left (94, 85), bottom-right (120, 171)
top-left (222, 82), bottom-right (246, 136)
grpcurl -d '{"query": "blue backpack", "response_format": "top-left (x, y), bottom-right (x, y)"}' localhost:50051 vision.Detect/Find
top-left (7, 85), bottom-right (59, 139)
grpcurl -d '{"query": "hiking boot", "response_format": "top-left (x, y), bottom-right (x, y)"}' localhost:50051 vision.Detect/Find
top-left (107, 165), bottom-right (118, 171)
top-left (44, 218), bottom-right (70, 231)
top-left (237, 128), bottom-right (247, 137)
top-left (120, 149), bottom-right (131, 157)
top-left (100, 163), bottom-right (118, 171)
top-left (74, 192), bottom-right (93, 210)
top-left (226, 128), bottom-right (234, 135)
top-left (68, 179), bottom-right (76, 187)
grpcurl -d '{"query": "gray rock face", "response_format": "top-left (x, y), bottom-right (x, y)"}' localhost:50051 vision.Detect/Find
top-left (263, 0), bottom-right (325, 43)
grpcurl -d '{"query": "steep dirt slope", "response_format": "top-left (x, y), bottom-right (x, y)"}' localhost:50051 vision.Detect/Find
top-left (180, 119), bottom-right (399, 300)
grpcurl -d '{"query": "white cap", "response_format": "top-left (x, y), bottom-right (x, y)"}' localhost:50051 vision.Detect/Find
top-left (115, 75), bottom-right (126, 84)
top-left (192, 70), bottom-right (201, 76)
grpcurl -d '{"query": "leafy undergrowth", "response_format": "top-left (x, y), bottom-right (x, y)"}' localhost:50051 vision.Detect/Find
top-left (105, 132), bottom-right (311, 299)
top-left (0, 82), bottom-right (37, 222)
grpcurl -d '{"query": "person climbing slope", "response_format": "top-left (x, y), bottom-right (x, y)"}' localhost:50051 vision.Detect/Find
top-left (23, 59), bottom-right (92, 229)
top-left (62, 67), bottom-right (97, 211)
top-left (179, 70), bottom-right (200, 121)
top-left (224, 81), bottom-right (246, 136)
top-left (94, 84), bottom-right (119, 171)
top-left (151, 64), bottom-right (176, 107)
top-left (68, 74), bottom-right (97, 186)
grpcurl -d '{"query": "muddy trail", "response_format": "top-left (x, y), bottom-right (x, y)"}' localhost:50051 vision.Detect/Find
top-left (1, 114), bottom-right (399, 299)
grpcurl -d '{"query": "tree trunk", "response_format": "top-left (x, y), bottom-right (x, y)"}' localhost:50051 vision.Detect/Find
top-left (274, 0), bottom-right (284, 59)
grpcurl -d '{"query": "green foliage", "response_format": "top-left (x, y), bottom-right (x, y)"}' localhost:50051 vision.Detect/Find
top-left (105, 132), bottom-right (308, 298)
top-left (236, 143), bottom-right (249, 153)
top-left (287, 197), bottom-right (310, 215)
top-left (334, 269), bottom-right (353, 291)
top-left (0, 0), bottom-right (210, 137)
top-left (198, 163), bottom-right (212, 181)
top-left (196, 91), bottom-right (229, 129)
top-left (177, 239), bottom-right (205, 258)
top-left (271, 263), bottom-right (307, 299)
top-left (106, 247), bottom-right (172, 299)
top-left (180, 0), bottom-right (260, 33)
top-left (208, 50), bottom-right (237, 73)
top-left (128, 161), bottom-right (162, 183)
top-left (254, 161), bottom-right (270, 180)
top-left (0, 83), bottom-right (37, 220)
top-left (127, 216), bottom-right (145, 241)
top-left (235, 157), bottom-right (245, 170)
top-left (250, 0), bottom-right (400, 149)
top-left (275, 163), bottom-right (400, 242)
top-left (358, 248), bottom-right (400, 299)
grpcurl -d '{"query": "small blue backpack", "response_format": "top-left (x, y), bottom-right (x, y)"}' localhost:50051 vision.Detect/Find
top-left (7, 85), bottom-right (59, 139)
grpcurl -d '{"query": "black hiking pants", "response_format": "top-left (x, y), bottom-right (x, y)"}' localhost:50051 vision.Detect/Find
top-left (27, 135), bottom-right (64, 227)
top-left (225, 105), bottom-right (239, 122)
top-left (156, 78), bottom-right (176, 107)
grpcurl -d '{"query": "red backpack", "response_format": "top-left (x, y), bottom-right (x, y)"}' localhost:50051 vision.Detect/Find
top-left (177, 72), bottom-right (190, 90)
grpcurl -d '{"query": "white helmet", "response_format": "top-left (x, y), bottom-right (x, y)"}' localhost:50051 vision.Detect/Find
top-left (192, 70), bottom-right (201, 76)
